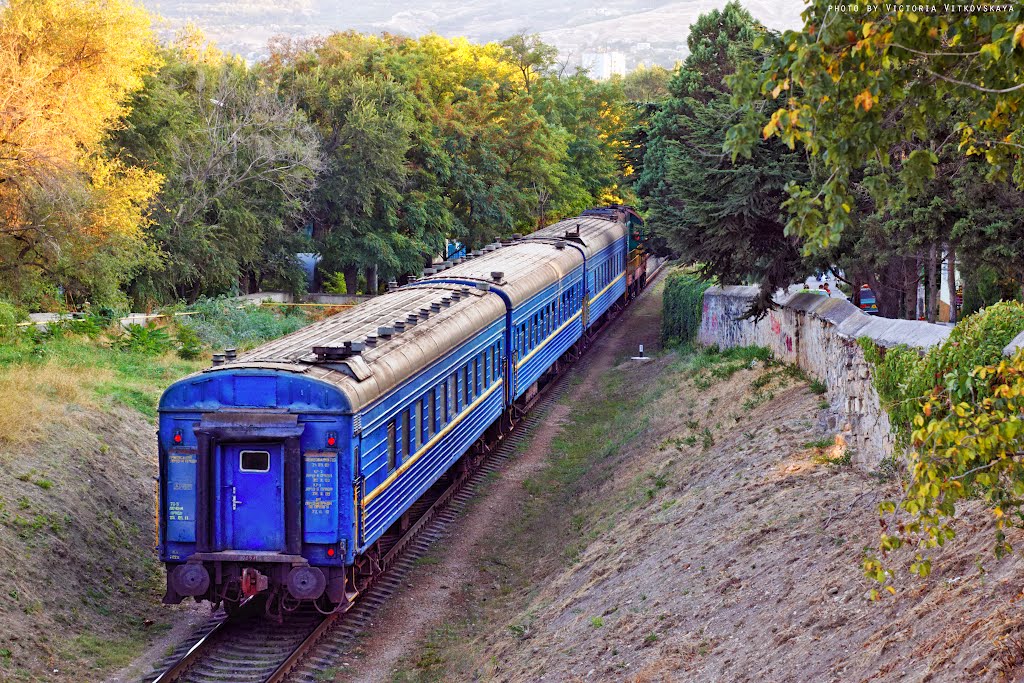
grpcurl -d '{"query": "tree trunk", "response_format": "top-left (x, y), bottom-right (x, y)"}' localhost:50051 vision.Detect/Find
top-left (927, 242), bottom-right (939, 324)
top-left (904, 257), bottom-right (919, 320)
top-left (343, 265), bottom-right (358, 296)
top-left (364, 265), bottom-right (378, 295)
top-left (947, 243), bottom-right (957, 324)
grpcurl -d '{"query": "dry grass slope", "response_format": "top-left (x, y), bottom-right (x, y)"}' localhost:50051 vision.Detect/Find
top-left (388, 345), bottom-right (1024, 682)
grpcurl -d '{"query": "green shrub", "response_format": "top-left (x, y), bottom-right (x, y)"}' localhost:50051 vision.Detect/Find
top-left (182, 296), bottom-right (309, 351)
top-left (661, 269), bottom-right (713, 347)
top-left (0, 300), bottom-right (26, 342)
top-left (861, 300), bottom-right (1024, 448)
top-left (175, 325), bottom-right (204, 360)
top-left (113, 323), bottom-right (174, 355)
top-left (322, 272), bottom-right (348, 296)
top-left (65, 315), bottom-right (106, 338)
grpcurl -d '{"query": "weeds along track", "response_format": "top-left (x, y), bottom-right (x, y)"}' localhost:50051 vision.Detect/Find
top-left (140, 265), bottom-right (664, 683)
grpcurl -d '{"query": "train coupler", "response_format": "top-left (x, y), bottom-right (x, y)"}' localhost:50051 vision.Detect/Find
top-left (241, 567), bottom-right (269, 597)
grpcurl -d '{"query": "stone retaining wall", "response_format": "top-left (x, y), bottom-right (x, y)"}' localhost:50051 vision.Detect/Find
top-left (698, 286), bottom-right (952, 467)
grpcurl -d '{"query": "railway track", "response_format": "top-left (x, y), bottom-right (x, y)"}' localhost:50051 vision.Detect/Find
top-left (140, 264), bottom-right (664, 683)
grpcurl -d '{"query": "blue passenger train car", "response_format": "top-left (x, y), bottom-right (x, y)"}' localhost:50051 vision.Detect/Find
top-left (156, 207), bottom-right (645, 611)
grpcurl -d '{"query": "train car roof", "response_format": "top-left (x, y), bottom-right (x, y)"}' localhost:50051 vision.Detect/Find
top-left (181, 214), bottom-right (625, 413)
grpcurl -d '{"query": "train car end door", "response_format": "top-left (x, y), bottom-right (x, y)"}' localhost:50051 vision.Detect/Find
top-left (219, 444), bottom-right (285, 551)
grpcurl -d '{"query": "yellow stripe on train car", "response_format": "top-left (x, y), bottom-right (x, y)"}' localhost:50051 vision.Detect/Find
top-left (362, 379), bottom-right (505, 506)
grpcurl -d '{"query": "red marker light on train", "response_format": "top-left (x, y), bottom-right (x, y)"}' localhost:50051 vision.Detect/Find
top-left (327, 547), bottom-right (335, 557)
top-left (326, 431), bottom-right (337, 447)
top-left (173, 430), bottom-right (183, 444)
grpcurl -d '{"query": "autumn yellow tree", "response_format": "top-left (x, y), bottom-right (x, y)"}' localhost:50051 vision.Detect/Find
top-left (0, 0), bottom-right (162, 307)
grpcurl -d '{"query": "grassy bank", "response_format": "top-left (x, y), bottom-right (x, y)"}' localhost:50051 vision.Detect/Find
top-left (0, 302), bottom-right (314, 681)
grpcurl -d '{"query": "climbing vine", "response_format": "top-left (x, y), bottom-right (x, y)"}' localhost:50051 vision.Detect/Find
top-left (860, 302), bottom-right (1024, 595)
top-left (661, 269), bottom-right (713, 347)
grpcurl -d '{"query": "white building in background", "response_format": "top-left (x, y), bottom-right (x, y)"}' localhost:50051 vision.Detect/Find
top-left (581, 51), bottom-right (627, 80)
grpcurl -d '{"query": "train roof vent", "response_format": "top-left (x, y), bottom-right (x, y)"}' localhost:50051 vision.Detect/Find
top-left (378, 326), bottom-right (394, 338)
top-left (423, 267), bottom-right (437, 276)
top-left (365, 334), bottom-right (378, 348)
top-left (477, 282), bottom-right (491, 292)
top-left (419, 308), bottom-right (431, 319)
top-left (405, 313), bottom-right (419, 326)
top-left (451, 291), bottom-right (462, 302)
top-left (393, 321), bottom-right (406, 333)
top-left (512, 233), bottom-right (522, 240)
top-left (441, 296), bottom-right (452, 307)
top-left (555, 241), bottom-right (566, 250)
top-left (387, 280), bottom-right (399, 291)
top-left (211, 353), bottom-right (225, 367)
top-left (453, 257), bottom-right (464, 264)
top-left (430, 302), bottom-right (442, 312)
top-left (473, 249), bottom-right (484, 257)
top-left (312, 344), bottom-right (360, 361)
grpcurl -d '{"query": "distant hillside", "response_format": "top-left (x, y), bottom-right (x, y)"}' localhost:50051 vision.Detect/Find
top-left (142, 0), bottom-right (804, 66)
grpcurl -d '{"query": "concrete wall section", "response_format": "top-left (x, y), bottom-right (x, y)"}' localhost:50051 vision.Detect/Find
top-left (1007, 331), bottom-right (1024, 357)
top-left (699, 286), bottom-right (953, 467)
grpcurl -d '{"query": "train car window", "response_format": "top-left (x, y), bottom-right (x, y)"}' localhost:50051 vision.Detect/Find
top-left (428, 390), bottom-right (436, 436)
top-left (387, 422), bottom-right (397, 472)
top-left (484, 350), bottom-right (491, 386)
top-left (463, 366), bottom-right (470, 404)
top-left (447, 375), bottom-right (455, 421)
top-left (403, 409), bottom-right (411, 456)
top-left (239, 450), bottom-right (270, 472)
top-left (398, 413), bottom-right (407, 465)
top-left (453, 372), bottom-right (461, 413)
top-left (420, 399), bottom-right (427, 442)
top-left (475, 356), bottom-right (482, 394)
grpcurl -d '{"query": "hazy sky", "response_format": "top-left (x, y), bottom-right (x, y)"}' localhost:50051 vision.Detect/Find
top-left (143, 0), bottom-right (807, 62)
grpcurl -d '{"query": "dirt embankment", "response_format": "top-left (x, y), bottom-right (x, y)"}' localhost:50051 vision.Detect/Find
top-left (0, 404), bottom-right (201, 683)
top-left (337, 277), bottom-right (1024, 683)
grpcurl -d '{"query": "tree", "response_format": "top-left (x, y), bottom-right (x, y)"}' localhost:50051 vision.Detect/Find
top-left (638, 2), bottom-right (812, 314)
top-left (111, 36), bottom-right (322, 303)
top-left (272, 32), bottom-right (438, 290)
top-left (0, 0), bottom-right (161, 308)
top-left (500, 33), bottom-right (557, 95)
top-left (619, 64), bottom-right (672, 103)
top-left (530, 72), bottom-right (631, 226)
top-left (726, 5), bottom-right (1024, 254)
